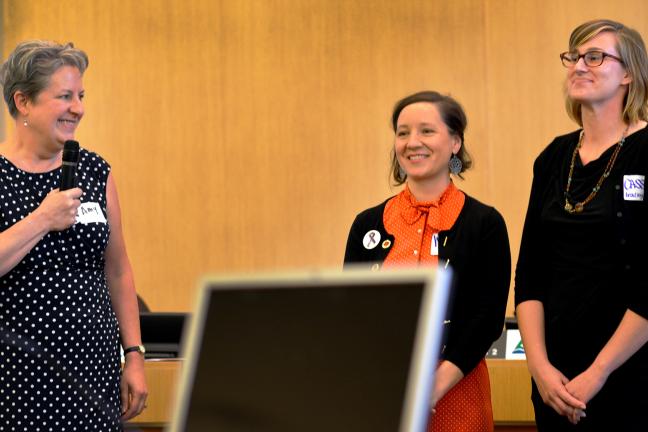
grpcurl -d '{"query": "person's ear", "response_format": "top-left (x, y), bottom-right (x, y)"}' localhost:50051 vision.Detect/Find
top-left (14, 91), bottom-right (31, 117)
top-left (451, 135), bottom-right (462, 155)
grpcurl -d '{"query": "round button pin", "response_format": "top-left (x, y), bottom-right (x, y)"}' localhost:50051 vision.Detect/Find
top-left (362, 230), bottom-right (381, 250)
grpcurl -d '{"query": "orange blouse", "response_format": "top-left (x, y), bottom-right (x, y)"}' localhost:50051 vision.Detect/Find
top-left (381, 182), bottom-right (494, 432)
top-left (382, 182), bottom-right (465, 269)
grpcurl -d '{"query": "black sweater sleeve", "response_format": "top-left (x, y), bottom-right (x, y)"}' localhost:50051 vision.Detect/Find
top-left (514, 155), bottom-right (549, 306)
top-left (514, 136), bottom-right (573, 307)
top-left (442, 206), bottom-right (511, 375)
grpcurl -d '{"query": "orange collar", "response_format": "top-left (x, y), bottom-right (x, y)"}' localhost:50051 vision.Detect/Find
top-left (397, 182), bottom-right (464, 231)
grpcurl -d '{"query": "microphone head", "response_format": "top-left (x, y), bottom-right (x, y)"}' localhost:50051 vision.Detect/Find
top-left (62, 140), bottom-right (80, 163)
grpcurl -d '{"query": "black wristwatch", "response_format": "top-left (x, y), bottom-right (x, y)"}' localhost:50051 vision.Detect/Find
top-left (123, 345), bottom-right (146, 356)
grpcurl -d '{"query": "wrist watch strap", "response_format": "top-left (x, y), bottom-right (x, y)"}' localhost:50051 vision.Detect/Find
top-left (123, 345), bottom-right (146, 356)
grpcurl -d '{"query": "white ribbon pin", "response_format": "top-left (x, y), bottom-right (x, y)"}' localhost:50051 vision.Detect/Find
top-left (363, 230), bottom-right (381, 250)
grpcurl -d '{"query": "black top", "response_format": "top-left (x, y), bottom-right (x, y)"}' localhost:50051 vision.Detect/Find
top-left (344, 194), bottom-right (511, 375)
top-left (515, 127), bottom-right (648, 380)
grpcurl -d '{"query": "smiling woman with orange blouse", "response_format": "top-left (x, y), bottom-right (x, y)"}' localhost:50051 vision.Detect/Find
top-left (344, 91), bottom-right (511, 432)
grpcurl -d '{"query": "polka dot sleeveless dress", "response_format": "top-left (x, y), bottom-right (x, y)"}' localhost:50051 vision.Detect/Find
top-left (0, 149), bottom-right (122, 431)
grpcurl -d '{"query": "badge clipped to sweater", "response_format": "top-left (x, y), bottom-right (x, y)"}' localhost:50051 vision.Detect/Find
top-left (431, 233), bottom-right (439, 256)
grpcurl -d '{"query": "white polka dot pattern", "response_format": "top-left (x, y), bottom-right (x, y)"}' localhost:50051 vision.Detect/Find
top-left (0, 150), bottom-right (121, 431)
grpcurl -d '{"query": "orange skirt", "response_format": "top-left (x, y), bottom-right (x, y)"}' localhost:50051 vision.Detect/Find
top-left (428, 358), bottom-right (494, 432)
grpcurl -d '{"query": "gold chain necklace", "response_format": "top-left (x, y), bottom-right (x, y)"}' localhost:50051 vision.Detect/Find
top-left (564, 127), bottom-right (628, 214)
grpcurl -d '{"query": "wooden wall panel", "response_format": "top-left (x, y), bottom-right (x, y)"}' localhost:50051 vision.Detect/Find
top-left (2, 0), bottom-right (486, 310)
top-left (3, 0), bottom-right (646, 313)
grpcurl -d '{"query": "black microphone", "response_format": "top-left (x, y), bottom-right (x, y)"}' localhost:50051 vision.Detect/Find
top-left (60, 140), bottom-right (80, 191)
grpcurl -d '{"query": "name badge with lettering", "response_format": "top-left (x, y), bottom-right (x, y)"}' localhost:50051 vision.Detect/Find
top-left (623, 175), bottom-right (644, 201)
top-left (430, 233), bottom-right (439, 256)
top-left (75, 202), bottom-right (108, 224)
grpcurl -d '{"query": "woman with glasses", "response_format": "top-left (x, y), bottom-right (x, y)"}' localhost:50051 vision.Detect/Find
top-left (516, 19), bottom-right (648, 431)
top-left (345, 91), bottom-right (511, 432)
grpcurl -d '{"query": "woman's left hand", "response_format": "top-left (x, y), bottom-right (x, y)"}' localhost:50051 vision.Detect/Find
top-left (120, 355), bottom-right (148, 421)
top-left (430, 361), bottom-right (464, 410)
top-left (564, 365), bottom-right (608, 424)
top-left (565, 365), bottom-right (607, 404)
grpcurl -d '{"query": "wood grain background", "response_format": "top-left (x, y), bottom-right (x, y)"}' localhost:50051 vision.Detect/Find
top-left (3, 0), bottom-right (647, 312)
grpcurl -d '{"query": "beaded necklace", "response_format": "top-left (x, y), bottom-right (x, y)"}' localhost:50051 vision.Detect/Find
top-left (563, 127), bottom-right (628, 214)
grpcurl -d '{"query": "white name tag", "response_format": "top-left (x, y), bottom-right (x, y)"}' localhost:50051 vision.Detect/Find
top-left (75, 202), bottom-right (107, 224)
top-left (430, 233), bottom-right (439, 256)
top-left (623, 175), bottom-right (644, 201)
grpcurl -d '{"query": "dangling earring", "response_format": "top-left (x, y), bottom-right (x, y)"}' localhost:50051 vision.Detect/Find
top-left (23, 118), bottom-right (28, 127)
top-left (398, 165), bottom-right (406, 179)
top-left (449, 153), bottom-right (462, 175)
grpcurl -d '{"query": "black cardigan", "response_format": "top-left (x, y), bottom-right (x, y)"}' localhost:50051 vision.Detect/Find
top-left (514, 128), bottom-right (648, 385)
top-left (515, 128), bottom-right (648, 320)
top-left (344, 194), bottom-right (511, 375)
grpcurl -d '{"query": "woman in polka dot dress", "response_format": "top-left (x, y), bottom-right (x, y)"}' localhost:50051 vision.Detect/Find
top-left (344, 91), bottom-right (511, 432)
top-left (0, 41), bottom-right (147, 430)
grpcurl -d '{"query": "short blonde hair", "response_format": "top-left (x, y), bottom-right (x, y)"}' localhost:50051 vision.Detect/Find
top-left (0, 40), bottom-right (88, 118)
top-left (565, 19), bottom-right (648, 125)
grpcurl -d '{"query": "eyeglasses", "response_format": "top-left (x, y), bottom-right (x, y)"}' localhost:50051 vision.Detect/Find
top-left (560, 50), bottom-right (624, 68)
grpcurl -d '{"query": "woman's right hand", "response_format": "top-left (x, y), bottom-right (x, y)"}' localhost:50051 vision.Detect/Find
top-left (517, 301), bottom-right (586, 424)
top-left (531, 362), bottom-right (586, 422)
top-left (36, 188), bottom-right (83, 231)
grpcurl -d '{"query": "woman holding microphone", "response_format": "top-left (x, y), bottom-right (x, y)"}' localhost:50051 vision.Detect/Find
top-left (0, 40), bottom-right (146, 430)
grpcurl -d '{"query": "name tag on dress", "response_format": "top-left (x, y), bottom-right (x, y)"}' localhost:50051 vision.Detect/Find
top-left (75, 202), bottom-right (107, 224)
top-left (623, 175), bottom-right (644, 201)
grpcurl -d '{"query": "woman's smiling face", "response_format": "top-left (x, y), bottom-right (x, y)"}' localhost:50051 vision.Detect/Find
top-left (22, 65), bottom-right (85, 148)
top-left (394, 102), bottom-right (461, 185)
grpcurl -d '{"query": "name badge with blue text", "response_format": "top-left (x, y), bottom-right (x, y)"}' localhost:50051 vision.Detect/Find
top-left (430, 233), bottom-right (439, 256)
top-left (75, 202), bottom-right (107, 224)
top-left (623, 175), bottom-right (644, 201)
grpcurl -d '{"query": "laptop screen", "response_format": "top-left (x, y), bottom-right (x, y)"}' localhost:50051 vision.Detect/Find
top-left (169, 269), bottom-right (451, 432)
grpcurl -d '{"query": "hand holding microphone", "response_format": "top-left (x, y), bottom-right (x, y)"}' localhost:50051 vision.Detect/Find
top-left (36, 141), bottom-right (83, 231)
